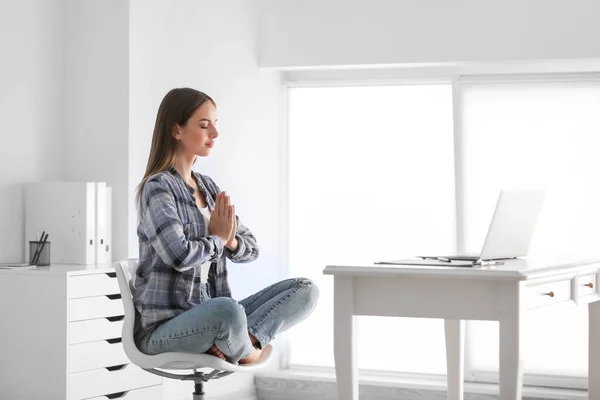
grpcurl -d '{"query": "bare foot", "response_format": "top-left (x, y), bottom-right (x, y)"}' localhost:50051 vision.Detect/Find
top-left (206, 344), bottom-right (226, 361)
top-left (248, 332), bottom-right (275, 346)
top-left (248, 332), bottom-right (259, 346)
top-left (239, 332), bottom-right (275, 364)
top-left (239, 346), bottom-right (263, 364)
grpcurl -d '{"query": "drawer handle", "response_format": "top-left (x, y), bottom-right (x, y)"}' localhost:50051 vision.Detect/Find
top-left (106, 272), bottom-right (117, 278)
top-left (106, 338), bottom-right (122, 344)
top-left (543, 291), bottom-right (555, 297)
top-left (105, 364), bottom-right (127, 372)
top-left (584, 282), bottom-right (594, 289)
top-left (106, 315), bottom-right (125, 322)
top-left (106, 294), bottom-right (121, 300)
top-left (106, 391), bottom-right (127, 399)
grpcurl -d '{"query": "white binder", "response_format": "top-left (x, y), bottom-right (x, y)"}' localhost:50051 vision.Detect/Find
top-left (25, 182), bottom-right (96, 264)
top-left (95, 184), bottom-right (113, 263)
top-left (25, 182), bottom-right (112, 265)
top-left (95, 183), bottom-right (108, 263)
top-left (104, 186), bottom-right (113, 263)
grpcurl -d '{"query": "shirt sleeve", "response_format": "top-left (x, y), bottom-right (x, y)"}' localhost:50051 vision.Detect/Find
top-left (224, 215), bottom-right (260, 263)
top-left (141, 177), bottom-right (224, 271)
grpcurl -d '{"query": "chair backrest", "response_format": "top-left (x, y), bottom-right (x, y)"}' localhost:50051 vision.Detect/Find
top-left (114, 258), bottom-right (144, 365)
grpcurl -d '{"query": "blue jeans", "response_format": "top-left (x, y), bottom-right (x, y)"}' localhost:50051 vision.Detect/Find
top-left (135, 278), bottom-right (319, 364)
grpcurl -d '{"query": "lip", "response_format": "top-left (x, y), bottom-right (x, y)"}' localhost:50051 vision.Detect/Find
top-left (206, 142), bottom-right (214, 148)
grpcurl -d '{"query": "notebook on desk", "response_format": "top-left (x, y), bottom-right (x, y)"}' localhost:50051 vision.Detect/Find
top-left (374, 258), bottom-right (475, 267)
top-left (375, 188), bottom-right (546, 267)
top-left (0, 263), bottom-right (36, 270)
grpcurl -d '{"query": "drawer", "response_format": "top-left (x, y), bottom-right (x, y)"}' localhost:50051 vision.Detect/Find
top-left (69, 364), bottom-right (161, 400)
top-left (526, 278), bottom-right (572, 308)
top-left (86, 384), bottom-right (162, 400)
top-left (70, 295), bottom-right (124, 322)
top-left (70, 272), bottom-right (119, 299)
top-left (69, 317), bottom-right (124, 344)
top-left (69, 339), bottom-right (129, 373)
top-left (577, 273), bottom-right (598, 298)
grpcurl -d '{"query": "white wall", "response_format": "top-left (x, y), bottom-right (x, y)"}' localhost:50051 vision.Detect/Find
top-left (258, 0), bottom-right (600, 68)
top-left (129, 0), bottom-right (283, 398)
top-left (62, 0), bottom-right (130, 261)
top-left (2, 0), bottom-right (282, 397)
top-left (0, 0), bottom-right (63, 261)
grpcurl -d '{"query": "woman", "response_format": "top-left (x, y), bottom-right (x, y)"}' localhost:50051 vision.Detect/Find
top-left (133, 88), bottom-right (319, 364)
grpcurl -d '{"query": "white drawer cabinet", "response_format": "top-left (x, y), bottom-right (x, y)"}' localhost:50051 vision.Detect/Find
top-left (0, 264), bottom-right (162, 400)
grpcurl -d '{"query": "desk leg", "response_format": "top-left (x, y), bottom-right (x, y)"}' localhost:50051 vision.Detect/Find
top-left (334, 276), bottom-right (358, 400)
top-left (444, 319), bottom-right (464, 400)
top-left (499, 289), bottom-right (524, 400)
top-left (589, 300), bottom-right (600, 399)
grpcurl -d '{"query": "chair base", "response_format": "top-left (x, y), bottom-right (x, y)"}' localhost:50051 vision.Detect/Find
top-left (144, 367), bottom-right (234, 400)
top-left (193, 382), bottom-right (205, 400)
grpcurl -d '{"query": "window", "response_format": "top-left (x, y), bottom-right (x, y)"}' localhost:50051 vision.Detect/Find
top-left (462, 78), bottom-right (600, 382)
top-left (285, 74), bottom-right (600, 385)
top-left (287, 84), bottom-right (455, 373)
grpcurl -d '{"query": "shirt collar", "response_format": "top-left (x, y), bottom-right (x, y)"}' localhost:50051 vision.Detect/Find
top-left (167, 167), bottom-right (195, 195)
top-left (168, 167), bottom-right (213, 208)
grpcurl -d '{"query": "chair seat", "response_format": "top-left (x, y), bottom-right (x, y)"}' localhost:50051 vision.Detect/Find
top-left (127, 343), bottom-right (274, 372)
top-left (115, 258), bottom-right (275, 375)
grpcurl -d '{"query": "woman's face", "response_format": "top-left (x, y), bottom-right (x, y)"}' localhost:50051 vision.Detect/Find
top-left (175, 101), bottom-right (218, 157)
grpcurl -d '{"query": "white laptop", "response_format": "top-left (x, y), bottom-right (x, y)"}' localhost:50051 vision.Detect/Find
top-left (377, 188), bottom-right (546, 266)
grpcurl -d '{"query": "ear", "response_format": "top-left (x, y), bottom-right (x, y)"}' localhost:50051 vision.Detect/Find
top-left (172, 124), bottom-right (182, 140)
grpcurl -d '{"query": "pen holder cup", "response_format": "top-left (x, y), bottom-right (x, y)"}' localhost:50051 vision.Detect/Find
top-left (29, 241), bottom-right (51, 266)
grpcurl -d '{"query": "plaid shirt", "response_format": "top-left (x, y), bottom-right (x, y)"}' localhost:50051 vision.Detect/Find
top-left (133, 167), bottom-right (259, 333)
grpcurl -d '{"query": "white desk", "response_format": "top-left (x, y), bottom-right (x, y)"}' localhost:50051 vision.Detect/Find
top-left (323, 256), bottom-right (600, 400)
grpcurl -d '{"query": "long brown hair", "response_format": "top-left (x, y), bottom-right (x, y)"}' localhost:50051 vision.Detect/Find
top-left (136, 88), bottom-right (216, 211)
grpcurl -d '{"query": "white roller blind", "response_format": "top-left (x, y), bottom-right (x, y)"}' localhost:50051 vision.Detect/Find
top-left (287, 84), bottom-right (456, 373)
top-left (461, 78), bottom-right (600, 378)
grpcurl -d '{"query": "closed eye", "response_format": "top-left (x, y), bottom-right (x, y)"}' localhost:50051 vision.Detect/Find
top-left (199, 118), bottom-right (217, 128)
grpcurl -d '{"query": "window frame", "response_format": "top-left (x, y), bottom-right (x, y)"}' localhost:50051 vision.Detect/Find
top-left (280, 60), bottom-right (600, 390)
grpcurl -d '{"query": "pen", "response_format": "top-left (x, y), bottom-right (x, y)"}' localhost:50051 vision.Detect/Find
top-left (419, 256), bottom-right (452, 262)
top-left (482, 260), bottom-right (504, 266)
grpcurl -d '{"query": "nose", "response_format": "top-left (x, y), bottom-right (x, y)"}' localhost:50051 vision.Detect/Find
top-left (210, 125), bottom-right (219, 139)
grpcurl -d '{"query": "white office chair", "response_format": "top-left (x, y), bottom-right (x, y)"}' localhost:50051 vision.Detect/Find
top-left (115, 259), bottom-right (274, 400)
